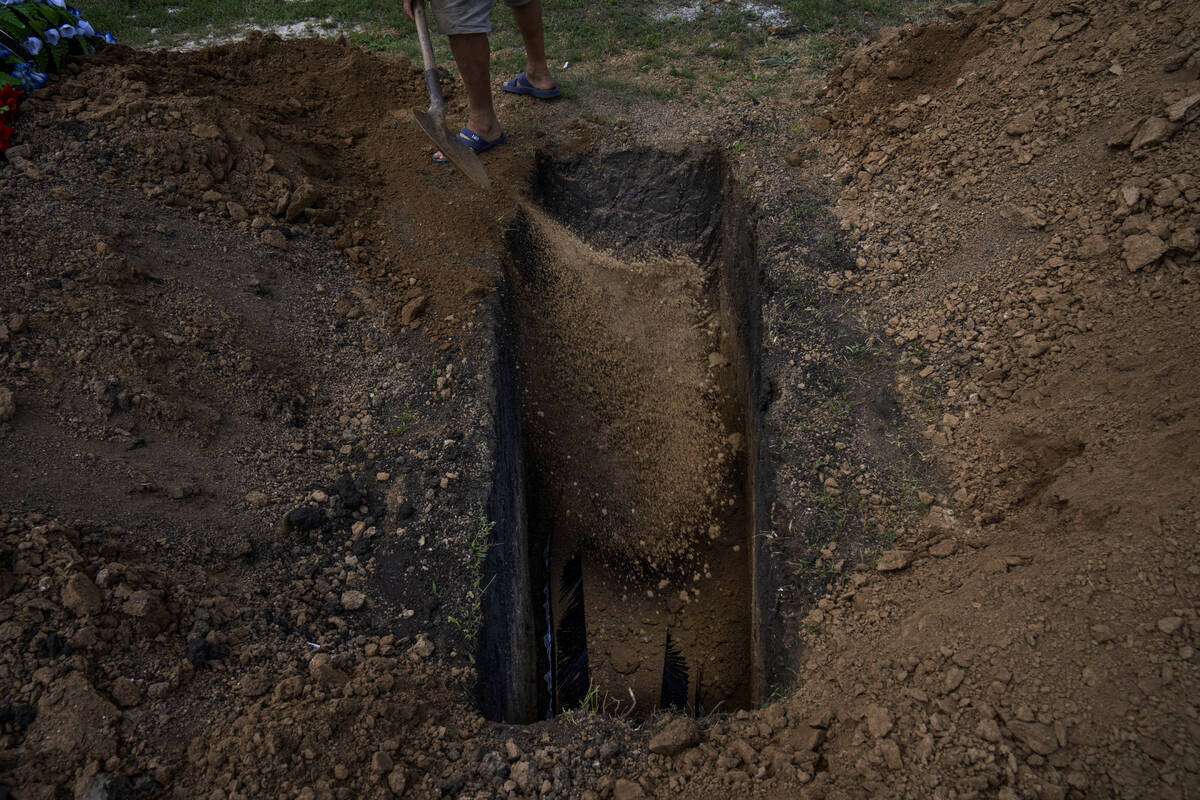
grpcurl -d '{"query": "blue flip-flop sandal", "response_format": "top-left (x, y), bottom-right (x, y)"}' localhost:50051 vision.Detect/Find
top-left (501, 72), bottom-right (561, 100)
top-left (432, 126), bottom-right (507, 163)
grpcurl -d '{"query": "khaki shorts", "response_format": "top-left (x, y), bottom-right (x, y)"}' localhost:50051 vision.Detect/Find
top-left (432, 0), bottom-right (531, 36)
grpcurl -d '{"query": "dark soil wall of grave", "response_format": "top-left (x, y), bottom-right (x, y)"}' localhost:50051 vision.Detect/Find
top-left (480, 150), bottom-right (778, 722)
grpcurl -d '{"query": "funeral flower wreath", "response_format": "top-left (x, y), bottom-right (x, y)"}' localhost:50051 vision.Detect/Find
top-left (0, 0), bottom-right (113, 151)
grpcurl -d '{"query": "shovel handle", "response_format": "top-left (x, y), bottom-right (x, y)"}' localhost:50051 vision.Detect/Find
top-left (411, 0), bottom-right (445, 116)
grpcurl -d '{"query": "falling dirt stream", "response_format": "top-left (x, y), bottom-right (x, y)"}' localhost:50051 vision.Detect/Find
top-left (469, 147), bottom-right (773, 722)
top-left (510, 204), bottom-right (752, 717)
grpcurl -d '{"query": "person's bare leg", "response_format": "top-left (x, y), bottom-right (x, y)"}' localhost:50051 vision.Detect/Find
top-left (510, 0), bottom-right (555, 90)
top-left (448, 32), bottom-right (502, 139)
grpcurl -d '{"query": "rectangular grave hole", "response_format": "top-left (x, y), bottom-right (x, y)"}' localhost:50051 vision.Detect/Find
top-left (480, 150), bottom-right (767, 723)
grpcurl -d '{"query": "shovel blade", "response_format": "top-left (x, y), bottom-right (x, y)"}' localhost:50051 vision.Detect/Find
top-left (413, 108), bottom-right (490, 190)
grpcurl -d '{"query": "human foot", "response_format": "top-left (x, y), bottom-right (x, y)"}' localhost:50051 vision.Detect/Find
top-left (432, 126), bottom-right (507, 163)
top-left (501, 72), bottom-right (560, 99)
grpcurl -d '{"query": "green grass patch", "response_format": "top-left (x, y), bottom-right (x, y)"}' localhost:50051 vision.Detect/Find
top-left (83, 0), bottom-right (952, 112)
top-left (84, 0), bottom-right (413, 47)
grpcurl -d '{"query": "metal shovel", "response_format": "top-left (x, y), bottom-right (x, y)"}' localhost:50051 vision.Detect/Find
top-left (411, 0), bottom-right (490, 190)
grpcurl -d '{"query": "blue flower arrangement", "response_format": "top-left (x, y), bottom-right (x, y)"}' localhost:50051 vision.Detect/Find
top-left (0, 0), bottom-right (114, 91)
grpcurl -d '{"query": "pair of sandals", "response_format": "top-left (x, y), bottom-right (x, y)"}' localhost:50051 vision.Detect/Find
top-left (432, 72), bottom-right (559, 164)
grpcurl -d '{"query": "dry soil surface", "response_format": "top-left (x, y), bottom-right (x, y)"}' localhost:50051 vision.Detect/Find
top-left (1, 0), bottom-right (1199, 798)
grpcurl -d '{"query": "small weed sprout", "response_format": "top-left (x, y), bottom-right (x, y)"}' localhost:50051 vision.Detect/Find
top-left (582, 684), bottom-right (600, 714)
top-left (391, 401), bottom-right (418, 437)
top-left (448, 506), bottom-right (496, 647)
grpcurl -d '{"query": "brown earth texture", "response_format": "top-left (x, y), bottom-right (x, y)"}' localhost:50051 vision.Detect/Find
top-left (1, 0), bottom-right (1199, 797)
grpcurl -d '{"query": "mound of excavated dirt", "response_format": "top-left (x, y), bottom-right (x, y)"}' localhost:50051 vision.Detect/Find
top-left (751, 0), bottom-right (1199, 797)
top-left (17, 33), bottom-right (529, 339)
top-left (0, 513), bottom-right (461, 794)
top-left (0, 513), bottom-right (648, 800)
top-left (0, 34), bottom-right (550, 800)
